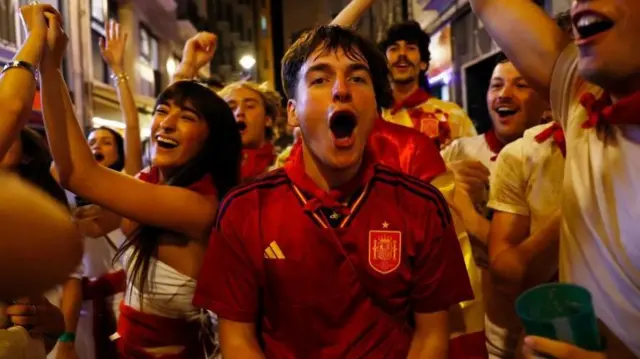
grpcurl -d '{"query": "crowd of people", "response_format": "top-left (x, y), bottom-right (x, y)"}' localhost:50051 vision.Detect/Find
top-left (0, 0), bottom-right (638, 358)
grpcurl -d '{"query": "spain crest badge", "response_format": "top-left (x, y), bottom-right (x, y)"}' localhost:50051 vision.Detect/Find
top-left (368, 230), bottom-right (402, 274)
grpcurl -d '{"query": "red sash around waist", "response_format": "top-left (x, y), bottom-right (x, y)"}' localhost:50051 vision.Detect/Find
top-left (116, 302), bottom-right (209, 359)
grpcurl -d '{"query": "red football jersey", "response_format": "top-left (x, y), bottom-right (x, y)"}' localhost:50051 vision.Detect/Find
top-left (241, 143), bottom-right (276, 181)
top-left (194, 147), bottom-right (473, 359)
top-left (370, 118), bottom-right (446, 182)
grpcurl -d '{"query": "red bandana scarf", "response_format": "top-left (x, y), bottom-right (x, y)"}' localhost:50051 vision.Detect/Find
top-left (484, 130), bottom-right (507, 161)
top-left (580, 91), bottom-right (640, 129)
top-left (284, 145), bottom-right (375, 216)
top-left (390, 88), bottom-right (431, 115)
top-left (535, 122), bottom-right (566, 157)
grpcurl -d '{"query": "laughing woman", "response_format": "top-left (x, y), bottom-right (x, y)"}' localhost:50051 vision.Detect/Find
top-left (39, 16), bottom-right (241, 359)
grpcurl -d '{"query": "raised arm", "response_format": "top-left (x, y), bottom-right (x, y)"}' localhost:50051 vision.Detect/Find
top-left (468, 0), bottom-right (570, 98)
top-left (40, 16), bottom-right (216, 239)
top-left (0, 4), bottom-right (50, 158)
top-left (99, 19), bottom-right (142, 175)
top-left (0, 173), bottom-right (82, 300)
top-left (172, 32), bottom-right (217, 83)
top-left (330, 0), bottom-right (374, 28)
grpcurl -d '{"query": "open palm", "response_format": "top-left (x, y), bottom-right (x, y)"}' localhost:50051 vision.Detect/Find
top-left (99, 19), bottom-right (127, 72)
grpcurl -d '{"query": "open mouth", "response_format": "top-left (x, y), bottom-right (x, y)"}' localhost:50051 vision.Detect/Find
top-left (494, 106), bottom-right (520, 118)
top-left (93, 152), bottom-right (104, 161)
top-left (329, 111), bottom-right (357, 141)
top-left (156, 135), bottom-right (179, 149)
top-left (394, 62), bottom-right (412, 69)
top-left (573, 12), bottom-right (614, 40)
top-left (237, 121), bottom-right (247, 132)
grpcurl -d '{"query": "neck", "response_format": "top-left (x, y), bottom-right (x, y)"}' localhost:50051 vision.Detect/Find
top-left (245, 138), bottom-right (267, 150)
top-left (494, 131), bottom-right (515, 145)
top-left (301, 143), bottom-right (361, 192)
top-left (609, 76), bottom-right (640, 103)
top-left (392, 80), bottom-right (420, 104)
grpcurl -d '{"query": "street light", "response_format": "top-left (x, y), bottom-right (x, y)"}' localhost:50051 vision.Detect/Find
top-left (239, 55), bottom-right (256, 70)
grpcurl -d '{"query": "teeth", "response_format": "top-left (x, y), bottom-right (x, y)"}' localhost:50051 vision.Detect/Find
top-left (576, 14), bottom-right (606, 28)
top-left (156, 136), bottom-right (178, 146)
top-left (496, 106), bottom-right (516, 112)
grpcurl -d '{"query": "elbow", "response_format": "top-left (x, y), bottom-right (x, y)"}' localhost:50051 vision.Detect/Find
top-left (488, 255), bottom-right (525, 297)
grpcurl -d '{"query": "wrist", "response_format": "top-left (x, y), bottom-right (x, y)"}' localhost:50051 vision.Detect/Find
top-left (57, 331), bottom-right (76, 343)
top-left (110, 66), bottom-right (124, 74)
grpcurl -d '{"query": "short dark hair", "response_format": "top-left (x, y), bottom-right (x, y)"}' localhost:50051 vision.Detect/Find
top-left (200, 76), bottom-right (225, 90)
top-left (281, 25), bottom-right (393, 109)
top-left (379, 21), bottom-right (431, 65)
top-left (495, 51), bottom-right (510, 65)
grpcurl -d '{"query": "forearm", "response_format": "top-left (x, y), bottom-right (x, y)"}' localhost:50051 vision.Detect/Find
top-left (172, 62), bottom-right (197, 83)
top-left (464, 209), bottom-right (490, 245)
top-left (407, 330), bottom-right (448, 359)
top-left (330, 0), bottom-right (374, 28)
top-left (113, 74), bottom-right (143, 175)
top-left (0, 30), bottom-right (46, 157)
top-left (60, 278), bottom-right (82, 333)
top-left (491, 212), bottom-right (560, 290)
top-left (40, 64), bottom-right (99, 188)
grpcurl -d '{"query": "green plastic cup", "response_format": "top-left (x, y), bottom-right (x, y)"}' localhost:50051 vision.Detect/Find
top-left (515, 283), bottom-right (602, 353)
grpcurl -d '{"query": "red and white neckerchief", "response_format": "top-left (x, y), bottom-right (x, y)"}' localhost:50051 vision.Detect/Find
top-left (484, 130), bottom-right (507, 161)
top-left (580, 91), bottom-right (640, 129)
top-left (535, 122), bottom-right (566, 157)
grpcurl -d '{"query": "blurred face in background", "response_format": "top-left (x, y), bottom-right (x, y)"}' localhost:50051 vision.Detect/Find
top-left (385, 40), bottom-right (426, 85)
top-left (224, 86), bottom-right (272, 149)
top-left (88, 129), bottom-right (120, 168)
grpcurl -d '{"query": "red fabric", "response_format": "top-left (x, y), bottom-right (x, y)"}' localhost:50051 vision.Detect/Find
top-left (534, 122), bottom-right (566, 157)
top-left (406, 107), bottom-right (452, 148)
top-left (81, 270), bottom-right (126, 359)
top-left (195, 145), bottom-right (473, 358)
top-left (371, 118), bottom-right (446, 182)
top-left (286, 118), bottom-right (446, 184)
top-left (241, 143), bottom-right (276, 181)
top-left (580, 91), bottom-right (640, 128)
top-left (117, 302), bottom-right (209, 359)
top-left (484, 130), bottom-right (506, 161)
top-left (449, 331), bottom-right (488, 359)
top-left (389, 88), bottom-right (432, 115)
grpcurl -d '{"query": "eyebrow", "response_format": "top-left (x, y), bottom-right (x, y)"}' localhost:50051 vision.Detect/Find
top-left (305, 62), bottom-right (371, 77)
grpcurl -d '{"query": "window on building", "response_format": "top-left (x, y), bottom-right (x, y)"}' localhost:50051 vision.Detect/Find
top-left (0, 0), bottom-right (17, 46)
top-left (139, 25), bottom-right (160, 97)
top-left (237, 14), bottom-right (243, 39)
top-left (226, 4), bottom-right (233, 27)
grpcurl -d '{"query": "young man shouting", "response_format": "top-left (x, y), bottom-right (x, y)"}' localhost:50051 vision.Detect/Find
top-left (194, 25), bottom-right (473, 358)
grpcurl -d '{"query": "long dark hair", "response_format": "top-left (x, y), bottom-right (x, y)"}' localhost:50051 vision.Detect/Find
top-left (17, 127), bottom-right (68, 207)
top-left (114, 81), bottom-right (242, 298)
top-left (88, 126), bottom-right (125, 171)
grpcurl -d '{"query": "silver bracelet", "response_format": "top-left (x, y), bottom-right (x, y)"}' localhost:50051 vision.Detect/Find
top-left (1, 60), bottom-right (36, 78)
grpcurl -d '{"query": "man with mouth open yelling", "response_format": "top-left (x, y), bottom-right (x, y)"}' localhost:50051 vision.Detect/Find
top-left (194, 25), bottom-right (474, 359)
top-left (469, 0), bottom-right (640, 358)
top-left (218, 81), bottom-right (280, 181)
top-left (380, 21), bottom-right (476, 149)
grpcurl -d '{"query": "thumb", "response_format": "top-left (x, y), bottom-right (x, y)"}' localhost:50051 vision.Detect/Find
top-left (523, 336), bottom-right (583, 358)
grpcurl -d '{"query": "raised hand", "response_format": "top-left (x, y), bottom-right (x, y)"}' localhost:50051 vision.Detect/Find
top-left (19, 3), bottom-right (58, 35)
top-left (99, 19), bottom-right (128, 73)
top-left (182, 32), bottom-right (217, 72)
top-left (41, 8), bottom-right (68, 69)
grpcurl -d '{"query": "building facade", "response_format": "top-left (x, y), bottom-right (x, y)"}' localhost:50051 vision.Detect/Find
top-left (206, 0), bottom-right (275, 86)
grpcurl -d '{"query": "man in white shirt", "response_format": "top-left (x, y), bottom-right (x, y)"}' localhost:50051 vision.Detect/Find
top-left (469, 0), bottom-right (640, 358)
top-left (486, 122), bottom-right (565, 358)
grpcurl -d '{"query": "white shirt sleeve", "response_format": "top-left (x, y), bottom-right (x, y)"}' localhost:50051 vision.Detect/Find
top-left (550, 44), bottom-right (581, 130)
top-left (487, 139), bottom-right (529, 216)
top-left (440, 138), bottom-right (463, 164)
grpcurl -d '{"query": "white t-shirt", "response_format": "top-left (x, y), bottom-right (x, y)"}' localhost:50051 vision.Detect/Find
top-left (551, 44), bottom-right (640, 356)
top-left (488, 122), bottom-right (565, 234)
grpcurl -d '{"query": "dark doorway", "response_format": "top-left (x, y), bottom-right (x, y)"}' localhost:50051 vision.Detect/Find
top-left (462, 52), bottom-right (500, 134)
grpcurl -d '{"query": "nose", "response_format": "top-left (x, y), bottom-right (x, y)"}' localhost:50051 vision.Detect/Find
top-left (498, 83), bottom-right (515, 100)
top-left (159, 112), bottom-right (178, 132)
top-left (332, 75), bottom-right (352, 103)
top-left (234, 106), bottom-right (244, 120)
